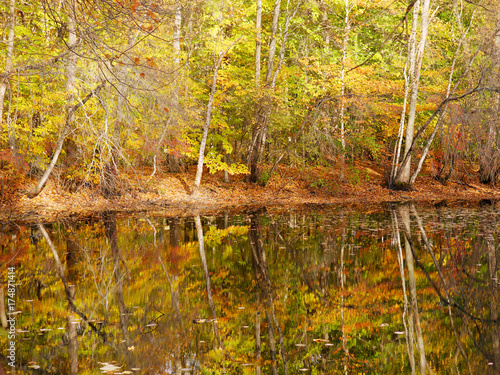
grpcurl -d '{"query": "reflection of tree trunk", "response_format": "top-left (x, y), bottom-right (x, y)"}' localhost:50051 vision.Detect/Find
top-left (266, 310), bottom-right (279, 375)
top-left (398, 206), bottom-right (427, 375)
top-left (68, 314), bottom-right (78, 375)
top-left (255, 311), bottom-right (262, 375)
top-left (66, 239), bottom-right (79, 283)
top-left (194, 215), bottom-right (223, 349)
top-left (411, 205), bottom-right (472, 374)
top-left (169, 218), bottom-right (180, 312)
top-left (38, 223), bottom-right (106, 340)
top-left (103, 213), bottom-right (131, 347)
top-left (486, 218), bottom-right (500, 371)
top-left (392, 208), bottom-right (416, 375)
top-left (0, 286), bottom-right (7, 328)
top-left (249, 213), bottom-right (288, 375)
top-left (340, 240), bottom-right (348, 374)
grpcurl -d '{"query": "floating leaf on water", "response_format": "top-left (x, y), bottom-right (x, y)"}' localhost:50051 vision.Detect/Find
top-left (100, 363), bottom-right (122, 373)
top-left (313, 338), bottom-right (329, 343)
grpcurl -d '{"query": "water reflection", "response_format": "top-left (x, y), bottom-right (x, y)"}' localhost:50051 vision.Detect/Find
top-left (0, 204), bottom-right (499, 373)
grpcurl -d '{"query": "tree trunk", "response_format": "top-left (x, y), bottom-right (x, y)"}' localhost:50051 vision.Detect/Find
top-left (0, 0), bottom-right (16, 150)
top-left (26, 2), bottom-right (85, 198)
top-left (255, 0), bottom-right (262, 87)
top-left (27, 83), bottom-right (105, 198)
top-left (192, 39), bottom-right (240, 195)
top-left (265, 0), bottom-right (282, 83)
top-left (390, 0), bottom-right (431, 188)
top-left (248, 0), bottom-right (302, 184)
top-left (66, 1), bottom-right (77, 99)
top-left (339, 0), bottom-right (351, 181)
top-left (166, 1), bottom-right (183, 173)
top-left (479, 20), bottom-right (500, 184)
top-left (248, 0), bottom-right (281, 184)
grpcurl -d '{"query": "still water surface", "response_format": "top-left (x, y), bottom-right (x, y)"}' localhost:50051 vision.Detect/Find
top-left (1, 202), bottom-right (499, 374)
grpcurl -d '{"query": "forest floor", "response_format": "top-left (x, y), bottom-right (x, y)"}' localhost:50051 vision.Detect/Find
top-left (3, 161), bottom-right (500, 223)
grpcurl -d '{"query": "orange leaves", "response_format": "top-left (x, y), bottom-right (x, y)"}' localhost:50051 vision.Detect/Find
top-left (144, 57), bottom-right (157, 68)
top-left (131, 0), bottom-right (140, 12)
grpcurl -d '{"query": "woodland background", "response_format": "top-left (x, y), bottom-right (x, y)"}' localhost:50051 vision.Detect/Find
top-left (1, 0), bottom-right (500, 203)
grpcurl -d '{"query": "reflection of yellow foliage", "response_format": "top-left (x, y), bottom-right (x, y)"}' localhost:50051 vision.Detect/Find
top-left (205, 225), bottom-right (249, 247)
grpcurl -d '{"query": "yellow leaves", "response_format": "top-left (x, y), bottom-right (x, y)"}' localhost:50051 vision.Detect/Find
top-left (205, 225), bottom-right (249, 247)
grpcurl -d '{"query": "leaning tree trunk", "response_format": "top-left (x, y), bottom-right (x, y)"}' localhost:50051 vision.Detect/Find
top-left (192, 39), bottom-right (241, 196)
top-left (27, 83), bottom-right (105, 198)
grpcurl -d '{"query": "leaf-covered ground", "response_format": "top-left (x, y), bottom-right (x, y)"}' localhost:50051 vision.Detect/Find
top-left (3, 163), bottom-right (500, 223)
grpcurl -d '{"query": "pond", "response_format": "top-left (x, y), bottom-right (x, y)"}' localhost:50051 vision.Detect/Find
top-left (0, 202), bottom-right (499, 374)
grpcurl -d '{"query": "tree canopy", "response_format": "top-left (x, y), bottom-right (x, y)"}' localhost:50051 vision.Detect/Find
top-left (1, 0), bottom-right (500, 199)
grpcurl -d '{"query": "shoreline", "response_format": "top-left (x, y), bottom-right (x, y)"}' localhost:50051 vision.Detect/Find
top-left (2, 167), bottom-right (500, 224)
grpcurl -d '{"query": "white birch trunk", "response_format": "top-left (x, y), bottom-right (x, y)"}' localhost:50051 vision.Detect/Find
top-left (339, 0), bottom-right (351, 181)
top-left (265, 0), bottom-right (282, 84)
top-left (397, 0), bottom-right (431, 185)
top-left (0, 0), bottom-right (16, 148)
top-left (192, 39), bottom-right (241, 195)
top-left (399, 206), bottom-right (427, 374)
top-left (66, 1), bottom-right (77, 102)
top-left (255, 0), bottom-right (262, 86)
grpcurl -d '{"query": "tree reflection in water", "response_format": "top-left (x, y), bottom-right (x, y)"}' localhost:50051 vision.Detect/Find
top-left (1, 204), bottom-right (499, 373)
